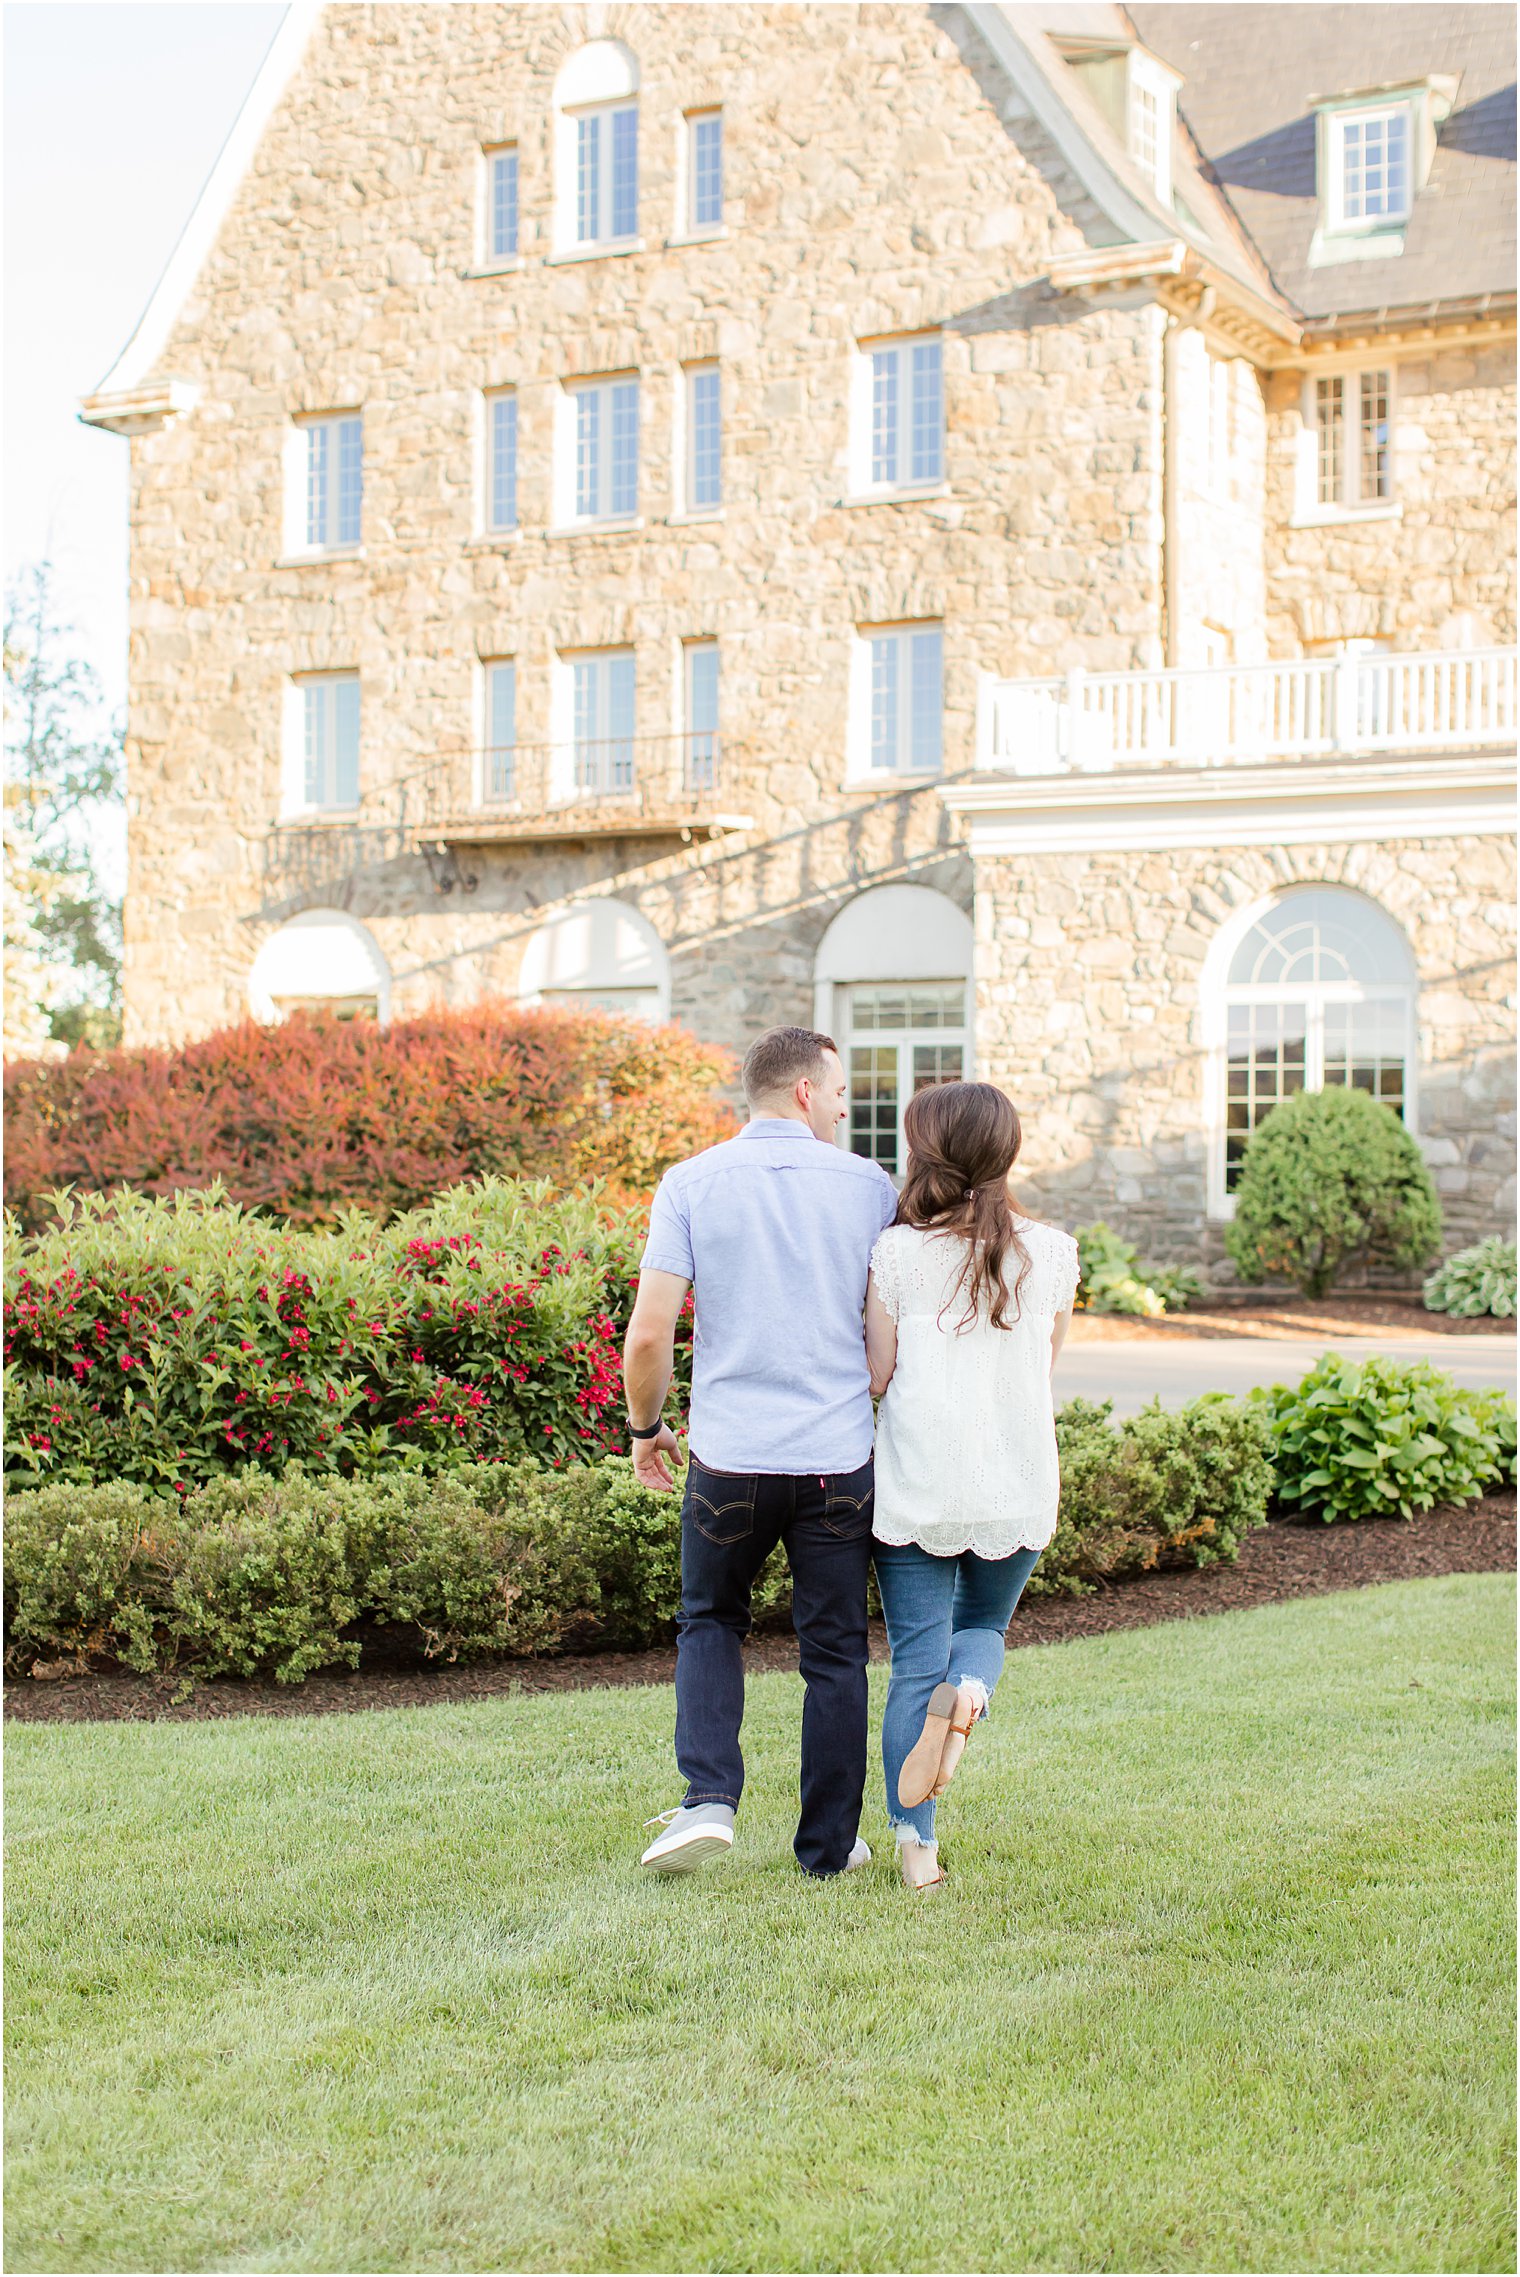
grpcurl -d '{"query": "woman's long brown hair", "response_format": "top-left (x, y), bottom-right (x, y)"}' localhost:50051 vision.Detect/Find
top-left (894, 1081), bottom-right (1032, 1332)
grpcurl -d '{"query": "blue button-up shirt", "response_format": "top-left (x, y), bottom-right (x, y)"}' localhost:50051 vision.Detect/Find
top-left (640, 1117), bottom-right (899, 1474)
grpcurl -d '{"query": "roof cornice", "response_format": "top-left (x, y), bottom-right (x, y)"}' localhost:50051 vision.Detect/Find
top-left (79, 0), bottom-right (322, 434)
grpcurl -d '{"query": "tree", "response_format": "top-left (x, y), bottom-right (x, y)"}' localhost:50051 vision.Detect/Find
top-left (3, 564), bottom-right (125, 1051)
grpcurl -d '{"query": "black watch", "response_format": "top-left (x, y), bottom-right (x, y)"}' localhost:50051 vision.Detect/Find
top-left (627, 1418), bottom-right (666, 1440)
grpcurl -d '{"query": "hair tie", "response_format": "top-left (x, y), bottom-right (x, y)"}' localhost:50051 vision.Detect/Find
top-left (963, 1187), bottom-right (976, 1202)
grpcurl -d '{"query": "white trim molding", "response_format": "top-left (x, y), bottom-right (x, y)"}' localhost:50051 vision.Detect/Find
top-left (939, 753), bottom-right (1517, 854)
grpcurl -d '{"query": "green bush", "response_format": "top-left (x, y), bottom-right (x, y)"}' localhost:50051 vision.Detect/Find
top-left (3, 1399), bottom-right (1273, 1681)
top-left (1076, 1222), bottom-right (1203, 1318)
top-left (1253, 1353), bottom-right (1516, 1524)
top-left (4, 1179), bottom-right (693, 1489)
top-left (1423, 1237), bottom-right (1517, 1320)
top-left (1225, 1088), bottom-right (1442, 1299)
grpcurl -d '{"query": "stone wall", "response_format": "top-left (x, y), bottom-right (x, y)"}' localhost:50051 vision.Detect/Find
top-left (973, 833), bottom-right (1517, 1269)
top-left (1263, 341), bottom-right (1517, 655)
top-left (120, 0), bottom-right (1164, 1048)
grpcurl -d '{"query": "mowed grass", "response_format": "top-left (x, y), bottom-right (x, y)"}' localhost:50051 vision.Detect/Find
top-left (5, 1574), bottom-right (1514, 2276)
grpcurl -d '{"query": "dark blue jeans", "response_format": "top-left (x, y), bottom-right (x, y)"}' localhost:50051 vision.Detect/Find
top-left (675, 1455), bottom-right (875, 1877)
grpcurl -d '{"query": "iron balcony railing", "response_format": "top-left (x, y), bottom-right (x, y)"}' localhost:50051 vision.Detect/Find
top-left (978, 647), bottom-right (1518, 775)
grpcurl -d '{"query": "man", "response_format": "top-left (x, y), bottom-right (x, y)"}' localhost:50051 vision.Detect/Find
top-left (622, 1026), bottom-right (898, 1878)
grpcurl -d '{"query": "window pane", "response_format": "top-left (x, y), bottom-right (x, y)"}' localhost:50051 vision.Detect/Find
top-left (490, 395), bottom-right (517, 531)
top-left (607, 652), bottom-right (636, 788)
top-left (332, 678), bottom-right (360, 807)
top-left (303, 683), bottom-right (326, 806)
top-left (849, 982), bottom-right (964, 1031)
top-left (689, 367), bottom-right (720, 508)
top-left (686, 644), bottom-right (718, 791)
top-left (871, 348), bottom-right (899, 486)
top-left (490, 148), bottom-right (518, 259)
top-left (1323, 1001), bottom-right (1406, 1119)
top-left (870, 635), bottom-right (899, 770)
top-left (576, 113), bottom-right (600, 243)
top-left (336, 419), bottom-right (363, 546)
top-left (487, 663), bottom-right (515, 801)
top-left (576, 388), bottom-right (600, 518)
top-left (573, 659), bottom-right (596, 789)
top-left (909, 628), bottom-right (943, 771)
top-left (1229, 887), bottom-right (1412, 989)
top-left (913, 1043), bottom-right (963, 1093)
top-left (1224, 1002), bottom-right (1308, 1191)
top-left (610, 381), bottom-right (639, 515)
top-left (691, 112), bottom-right (722, 228)
top-left (305, 423), bottom-right (329, 548)
top-left (611, 104), bottom-right (638, 238)
top-left (1316, 376), bottom-right (1343, 506)
top-left (1360, 369), bottom-right (1390, 502)
top-left (849, 1045), bottom-right (899, 1172)
top-left (909, 339), bottom-right (943, 483)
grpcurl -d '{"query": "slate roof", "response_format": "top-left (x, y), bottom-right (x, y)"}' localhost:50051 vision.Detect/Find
top-left (1124, 4), bottom-right (1517, 322)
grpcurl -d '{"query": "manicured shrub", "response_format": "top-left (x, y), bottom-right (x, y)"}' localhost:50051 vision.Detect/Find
top-left (1424, 1237), bottom-right (1517, 1320)
top-left (3, 1399), bottom-right (1274, 1682)
top-left (1036, 1394), bottom-right (1274, 1592)
top-left (4, 1179), bottom-right (694, 1489)
top-left (1225, 1088), bottom-right (1442, 1298)
top-left (1075, 1222), bottom-right (1203, 1317)
top-left (3, 1000), bottom-right (736, 1230)
top-left (1253, 1353), bottom-right (1516, 1524)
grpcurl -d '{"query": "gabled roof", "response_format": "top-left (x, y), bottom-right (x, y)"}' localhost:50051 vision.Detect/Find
top-left (1126, 3), bottom-right (1517, 322)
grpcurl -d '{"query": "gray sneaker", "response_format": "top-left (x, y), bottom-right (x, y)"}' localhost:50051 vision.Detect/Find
top-left (640, 1802), bottom-right (736, 1873)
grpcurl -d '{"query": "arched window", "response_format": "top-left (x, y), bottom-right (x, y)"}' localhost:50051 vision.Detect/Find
top-left (814, 884), bottom-right (975, 1178)
top-left (552, 41), bottom-right (640, 255)
top-left (248, 909), bottom-right (390, 1025)
top-left (519, 898), bottom-right (669, 1022)
top-left (1207, 885), bottom-right (1416, 1210)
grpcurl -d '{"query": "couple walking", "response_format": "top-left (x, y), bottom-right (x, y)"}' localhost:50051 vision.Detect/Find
top-left (622, 1025), bottom-right (1076, 1892)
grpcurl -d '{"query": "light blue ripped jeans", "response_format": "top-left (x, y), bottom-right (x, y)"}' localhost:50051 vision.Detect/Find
top-left (873, 1539), bottom-right (1042, 1848)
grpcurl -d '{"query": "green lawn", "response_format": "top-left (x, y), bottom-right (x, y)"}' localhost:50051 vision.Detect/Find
top-left (5, 1574), bottom-right (1514, 2276)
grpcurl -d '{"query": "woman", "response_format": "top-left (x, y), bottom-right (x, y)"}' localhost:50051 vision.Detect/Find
top-left (866, 1081), bottom-right (1077, 1892)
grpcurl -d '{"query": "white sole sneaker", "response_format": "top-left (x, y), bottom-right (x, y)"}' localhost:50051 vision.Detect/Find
top-left (640, 1820), bottom-right (736, 1874)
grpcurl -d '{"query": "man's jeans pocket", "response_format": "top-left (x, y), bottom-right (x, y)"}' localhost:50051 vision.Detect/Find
top-left (686, 1461), bottom-right (759, 1546)
top-left (820, 1460), bottom-right (875, 1539)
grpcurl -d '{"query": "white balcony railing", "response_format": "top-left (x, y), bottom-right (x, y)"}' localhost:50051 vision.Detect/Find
top-left (979, 647), bottom-right (1518, 775)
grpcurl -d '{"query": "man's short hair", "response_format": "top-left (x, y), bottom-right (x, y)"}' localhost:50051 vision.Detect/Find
top-left (742, 1025), bottom-right (838, 1106)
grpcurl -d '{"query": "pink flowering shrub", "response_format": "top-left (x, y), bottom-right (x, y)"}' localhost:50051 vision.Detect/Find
top-left (4, 1178), bottom-right (687, 1491)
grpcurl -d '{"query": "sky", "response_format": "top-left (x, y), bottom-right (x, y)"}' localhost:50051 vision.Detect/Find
top-left (4, 1), bottom-right (287, 722)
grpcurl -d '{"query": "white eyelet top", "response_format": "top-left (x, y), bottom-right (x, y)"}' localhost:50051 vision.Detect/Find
top-left (869, 1219), bottom-right (1079, 1560)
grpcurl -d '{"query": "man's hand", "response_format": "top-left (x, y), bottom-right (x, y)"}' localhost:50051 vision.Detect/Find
top-left (632, 1422), bottom-right (685, 1493)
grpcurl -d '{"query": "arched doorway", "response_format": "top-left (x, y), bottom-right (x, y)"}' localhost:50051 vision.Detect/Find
top-left (814, 884), bottom-right (975, 1176)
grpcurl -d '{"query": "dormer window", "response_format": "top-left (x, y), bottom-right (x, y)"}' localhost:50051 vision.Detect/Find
top-left (1312, 76), bottom-right (1456, 259)
top-left (1127, 50), bottom-right (1178, 205)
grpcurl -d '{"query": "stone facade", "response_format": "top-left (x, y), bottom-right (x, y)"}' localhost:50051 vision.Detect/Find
top-left (98, 2), bottom-right (1516, 1267)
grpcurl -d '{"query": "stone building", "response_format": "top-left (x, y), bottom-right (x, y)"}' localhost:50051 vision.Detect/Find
top-left (82, 2), bottom-right (1516, 1264)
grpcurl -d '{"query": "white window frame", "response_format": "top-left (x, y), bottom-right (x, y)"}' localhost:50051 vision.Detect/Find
top-left (571, 99), bottom-right (639, 249)
top-left (1127, 48), bottom-right (1178, 206)
top-left (481, 143), bottom-right (519, 265)
top-left (1202, 889), bottom-right (1419, 1219)
top-left (283, 412), bottom-right (363, 558)
top-left (839, 981), bottom-right (972, 1181)
top-left (1300, 365), bottom-right (1396, 517)
top-left (481, 388), bottom-right (518, 534)
top-left (850, 332), bottom-right (945, 498)
top-left (478, 658), bottom-right (517, 807)
top-left (283, 672), bottom-right (361, 819)
top-left (555, 373), bottom-right (640, 527)
top-left (685, 108), bottom-right (723, 235)
top-left (683, 362), bottom-right (721, 513)
top-left (848, 621), bottom-right (944, 782)
top-left (682, 639), bottom-right (720, 794)
top-left (1327, 102), bottom-right (1413, 234)
top-left (552, 646), bottom-right (637, 804)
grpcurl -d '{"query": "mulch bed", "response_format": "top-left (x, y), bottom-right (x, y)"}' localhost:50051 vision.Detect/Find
top-left (7, 1491), bottom-right (1512, 1727)
top-left (1069, 1297), bottom-right (1515, 1342)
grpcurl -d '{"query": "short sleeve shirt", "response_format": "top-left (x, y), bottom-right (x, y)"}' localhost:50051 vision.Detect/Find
top-left (641, 1118), bottom-right (899, 1474)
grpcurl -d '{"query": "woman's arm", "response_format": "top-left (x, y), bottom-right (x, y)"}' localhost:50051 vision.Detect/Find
top-left (865, 1272), bottom-right (898, 1398)
top-left (1050, 1304), bottom-right (1073, 1374)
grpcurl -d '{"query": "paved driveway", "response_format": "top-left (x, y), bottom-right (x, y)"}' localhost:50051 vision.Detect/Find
top-left (1054, 1334), bottom-right (1516, 1416)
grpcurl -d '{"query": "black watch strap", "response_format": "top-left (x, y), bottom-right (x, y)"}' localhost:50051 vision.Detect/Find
top-left (627, 1418), bottom-right (666, 1441)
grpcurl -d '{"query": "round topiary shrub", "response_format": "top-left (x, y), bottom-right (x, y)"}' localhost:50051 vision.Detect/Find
top-left (1224, 1087), bottom-right (1442, 1299)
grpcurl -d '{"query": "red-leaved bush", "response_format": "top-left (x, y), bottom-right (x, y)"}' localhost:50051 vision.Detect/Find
top-left (4, 1180), bottom-right (693, 1491)
top-left (3, 1001), bottom-right (736, 1229)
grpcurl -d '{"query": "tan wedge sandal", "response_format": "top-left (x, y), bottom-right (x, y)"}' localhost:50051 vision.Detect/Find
top-left (897, 1682), bottom-right (960, 1808)
top-left (930, 1690), bottom-right (982, 1800)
